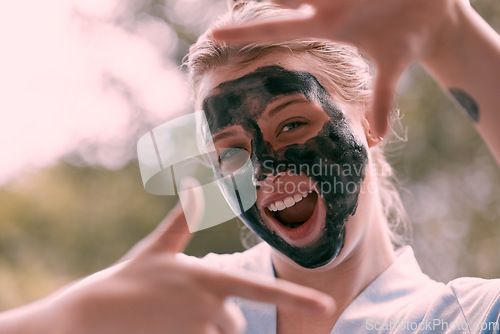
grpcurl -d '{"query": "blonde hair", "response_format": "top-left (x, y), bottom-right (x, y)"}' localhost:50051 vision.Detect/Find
top-left (184, 1), bottom-right (409, 248)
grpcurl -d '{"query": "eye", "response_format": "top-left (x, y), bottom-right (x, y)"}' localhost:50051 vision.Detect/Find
top-left (219, 147), bottom-right (241, 162)
top-left (280, 121), bottom-right (307, 133)
top-left (218, 147), bottom-right (249, 174)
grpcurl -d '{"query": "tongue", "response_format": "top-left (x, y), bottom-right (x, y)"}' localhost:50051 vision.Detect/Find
top-left (275, 192), bottom-right (318, 225)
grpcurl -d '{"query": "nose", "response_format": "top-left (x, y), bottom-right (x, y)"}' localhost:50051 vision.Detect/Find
top-left (251, 139), bottom-right (280, 182)
top-left (254, 171), bottom-right (287, 188)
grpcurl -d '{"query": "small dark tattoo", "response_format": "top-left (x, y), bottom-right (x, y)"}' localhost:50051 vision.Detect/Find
top-left (449, 88), bottom-right (479, 123)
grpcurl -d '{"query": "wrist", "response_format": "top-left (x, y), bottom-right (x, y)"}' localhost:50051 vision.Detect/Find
top-left (0, 300), bottom-right (54, 334)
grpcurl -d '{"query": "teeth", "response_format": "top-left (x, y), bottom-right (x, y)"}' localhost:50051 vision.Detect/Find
top-left (267, 191), bottom-right (312, 212)
top-left (283, 196), bottom-right (295, 208)
top-left (275, 201), bottom-right (286, 211)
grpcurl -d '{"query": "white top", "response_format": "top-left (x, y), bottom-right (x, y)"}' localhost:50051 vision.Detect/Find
top-left (177, 243), bottom-right (500, 333)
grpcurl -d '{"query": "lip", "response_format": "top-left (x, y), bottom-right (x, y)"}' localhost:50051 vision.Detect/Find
top-left (259, 176), bottom-right (316, 209)
top-left (261, 188), bottom-right (326, 247)
top-left (261, 189), bottom-right (311, 211)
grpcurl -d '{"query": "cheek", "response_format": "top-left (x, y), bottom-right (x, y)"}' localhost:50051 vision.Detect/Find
top-left (340, 112), bottom-right (368, 146)
top-left (333, 101), bottom-right (368, 145)
top-left (214, 159), bottom-right (258, 217)
top-left (352, 125), bottom-right (369, 150)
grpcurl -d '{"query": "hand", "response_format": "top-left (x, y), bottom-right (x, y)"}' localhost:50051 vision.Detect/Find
top-left (46, 179), bottom-right (334, 334)
top-left (213, 0), bottom-right (457, 138)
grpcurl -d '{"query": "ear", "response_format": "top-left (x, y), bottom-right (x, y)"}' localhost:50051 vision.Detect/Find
top-left (362, 115), bottom-right (385, 148)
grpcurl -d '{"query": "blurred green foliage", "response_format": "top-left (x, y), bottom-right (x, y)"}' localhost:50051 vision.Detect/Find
top-left (1, 0), bottom-right (499, 310)
top-left (0, 162), bottom-right (246, 308)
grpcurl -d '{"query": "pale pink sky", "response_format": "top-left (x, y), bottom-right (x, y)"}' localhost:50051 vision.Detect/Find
top-left (0, 0), bottom-right (190, 184)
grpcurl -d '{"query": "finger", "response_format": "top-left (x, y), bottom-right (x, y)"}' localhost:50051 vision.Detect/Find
top-left (368, 66), bottom-right (403, 138)
top-left (177, 176), bottom-right (205, 233)
top-left (272, 0), bottom-right (303, 9)
top-left (114, 202), bottom-right (186, 263)
top-left (273, 0), bottom-right (326, 9)
top-left (149, 177), bottom-right (204, 254)
top-left (203, 323), bottom-right (223, 334)
top-left (214, 301), bottom-right (246, 334)
top-left (212, 16), bottom-right (316, 44)
top-left (207, 271), bottom-right (335, 316)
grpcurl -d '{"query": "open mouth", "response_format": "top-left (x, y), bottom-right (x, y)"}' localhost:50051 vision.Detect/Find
top-left (267, 191), bottom-right (318, 229)
top-left (261, 187), bottom-right (325, 247)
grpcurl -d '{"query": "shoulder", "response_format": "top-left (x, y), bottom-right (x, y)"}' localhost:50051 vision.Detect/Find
top-left (336, 247), bottom-right (500, 333)
top-left (446, 277), bottom-right (500, 327)
top-left (401, 276), bottom-right (500, 333)
top-left (447, 276), bottom-right (500, 299)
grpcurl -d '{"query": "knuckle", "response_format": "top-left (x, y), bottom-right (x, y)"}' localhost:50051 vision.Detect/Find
top-left (200, 291), bottom-right (223, 310)
top-left (195, 268), bottom-right (229, 295)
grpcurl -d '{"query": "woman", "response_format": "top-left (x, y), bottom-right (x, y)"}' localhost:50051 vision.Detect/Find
top-left (1, 0), bottom-right (499, 333)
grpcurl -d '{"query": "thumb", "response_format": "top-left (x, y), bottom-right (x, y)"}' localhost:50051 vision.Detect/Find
top-left (211, 16), bottom-right (315, 44)
top-left (115, 178), bottom-right (204, 263)
top-left (151, 177), bottom-right (204, 254)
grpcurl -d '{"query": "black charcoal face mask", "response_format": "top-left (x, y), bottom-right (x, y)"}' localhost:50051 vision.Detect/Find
top-left (202, 66), bottom-right (368, 269)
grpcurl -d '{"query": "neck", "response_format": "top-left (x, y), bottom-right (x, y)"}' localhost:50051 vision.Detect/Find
top-left (272, 189), bottom-right (396, 327)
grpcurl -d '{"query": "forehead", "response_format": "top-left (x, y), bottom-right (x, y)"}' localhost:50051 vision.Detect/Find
top-left (198, 52), bottom-right (339, 131)
top-left (197, 51), bottom-right (304, 104)
top-left (202, 65), bottom-right (336, 134)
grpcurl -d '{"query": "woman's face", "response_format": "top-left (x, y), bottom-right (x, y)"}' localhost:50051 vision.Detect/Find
top-left (197, 53), bottom-right (370, 269)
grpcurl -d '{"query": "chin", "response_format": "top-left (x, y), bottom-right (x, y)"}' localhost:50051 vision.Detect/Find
top-left (240, 186), bottom-right (347, 269)
top-left (271, 245), bottom-right (347, 272)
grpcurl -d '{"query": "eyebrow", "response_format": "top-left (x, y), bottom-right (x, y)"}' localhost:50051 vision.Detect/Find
top-left (267, 97), bottom-right (309, 119)
top-left (212, 129), bottom-right (237, 142)
top-left (211, 97), bottom-right (310, 142)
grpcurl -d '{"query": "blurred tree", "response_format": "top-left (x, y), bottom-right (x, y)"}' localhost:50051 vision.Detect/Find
top-left (0, 162), bottom-right (246, 308)
top-left (396, 64), bottom-right (500, 282)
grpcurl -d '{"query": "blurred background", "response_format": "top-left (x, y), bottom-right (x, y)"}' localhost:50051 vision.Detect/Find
top-left (0, 0), bottom-right (499, 310)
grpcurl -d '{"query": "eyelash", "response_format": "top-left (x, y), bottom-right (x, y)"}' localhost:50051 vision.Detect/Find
top-left (217, 120), bottom-right (308, 163)
top-left (218, 147), bottom-right (245, 163)
top-left (280, 121), bottom-right (307, 133)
